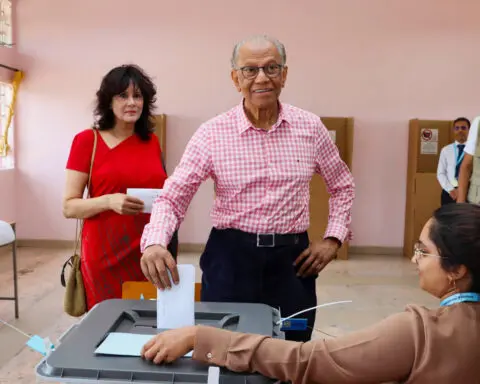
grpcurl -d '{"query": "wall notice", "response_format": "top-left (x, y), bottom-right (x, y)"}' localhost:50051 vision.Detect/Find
top-left (329, 130), bottom-right (336, 144)
top-left (420, 128), bottom-right (438, 155)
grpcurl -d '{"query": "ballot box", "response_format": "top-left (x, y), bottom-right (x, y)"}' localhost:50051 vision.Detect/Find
top-left (36, 299), bottom-right (284, 383)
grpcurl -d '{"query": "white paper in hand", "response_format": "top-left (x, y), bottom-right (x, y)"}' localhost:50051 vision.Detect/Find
top-left (157, 264), bottom-right (195, 329)
top-left (126, 188), bottom-right (162, 213)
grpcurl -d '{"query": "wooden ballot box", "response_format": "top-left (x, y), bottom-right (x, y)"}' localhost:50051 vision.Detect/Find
top-left (403, 119), bottom-right (454, 258)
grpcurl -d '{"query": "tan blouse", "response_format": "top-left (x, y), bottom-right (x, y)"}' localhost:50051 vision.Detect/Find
top-left (192, 303), bottom-right (480, 383)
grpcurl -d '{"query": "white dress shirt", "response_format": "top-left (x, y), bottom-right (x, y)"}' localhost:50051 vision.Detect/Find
top-left (465, 116), bottom-right (480, 156)
top-left (437, 141), bottom-right (466, 193)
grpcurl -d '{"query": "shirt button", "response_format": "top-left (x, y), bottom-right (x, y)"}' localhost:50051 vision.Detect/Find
top-left (206, 352), bottom-right (213, 359)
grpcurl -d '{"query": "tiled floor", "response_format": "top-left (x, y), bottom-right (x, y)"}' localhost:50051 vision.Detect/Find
top-left (0, 246), bottom-right (438, 383)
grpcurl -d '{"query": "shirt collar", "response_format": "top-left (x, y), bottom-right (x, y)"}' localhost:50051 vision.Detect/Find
top-left (236, 99), bottom-right (292, 133)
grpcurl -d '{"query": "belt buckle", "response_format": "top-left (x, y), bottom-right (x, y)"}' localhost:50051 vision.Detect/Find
top-left (257, 233), bottom-right (275, 248)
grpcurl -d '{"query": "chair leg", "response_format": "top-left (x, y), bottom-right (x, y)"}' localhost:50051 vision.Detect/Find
top-left (12, 240), bottom-right (19, 319)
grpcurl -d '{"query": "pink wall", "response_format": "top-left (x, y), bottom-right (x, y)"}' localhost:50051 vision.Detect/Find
top-left (11, 0), bottom-right (480, 246)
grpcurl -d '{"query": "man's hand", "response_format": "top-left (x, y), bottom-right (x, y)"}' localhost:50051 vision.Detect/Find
top-left (449, 189), bottom-right (458, 200)
top-left (140, 245), bottom-right (179, 290)
top-left (141, 326), bottom-right (196, 364)
top-left (294, 238), bottom-right (340, 277)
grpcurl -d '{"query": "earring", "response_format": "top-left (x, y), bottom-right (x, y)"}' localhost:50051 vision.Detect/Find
top-left (450, 278), bottom-right (457, 291)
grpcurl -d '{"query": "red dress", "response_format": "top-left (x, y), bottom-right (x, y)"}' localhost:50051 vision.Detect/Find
top-left (66, 129), bottom-right (167, 310)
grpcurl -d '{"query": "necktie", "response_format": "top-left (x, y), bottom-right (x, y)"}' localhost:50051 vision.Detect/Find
top-left (455, 144), bottom-right (465, 179)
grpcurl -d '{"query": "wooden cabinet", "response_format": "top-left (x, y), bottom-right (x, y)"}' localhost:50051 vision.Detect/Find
top-left (308, 117), bottom-right (354, 260)
top-left (403, 119), bottom-right (453, 258)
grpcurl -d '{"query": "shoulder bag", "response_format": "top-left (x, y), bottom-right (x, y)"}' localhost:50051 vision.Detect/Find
top-left (61, 128), bottom-right (98, 317)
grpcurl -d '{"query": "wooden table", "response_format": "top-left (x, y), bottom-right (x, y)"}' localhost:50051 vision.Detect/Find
top-left (0, 221), bottom-right (19, 318)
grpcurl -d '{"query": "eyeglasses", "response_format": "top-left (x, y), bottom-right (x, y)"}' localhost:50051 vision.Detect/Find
top-left (413, 243), bottom-right (445, 260)
top-left (236, 64), bottom-right (283, 80)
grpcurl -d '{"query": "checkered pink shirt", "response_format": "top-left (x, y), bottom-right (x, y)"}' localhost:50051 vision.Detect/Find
top-left (141, 102), bottom-right (355, 251)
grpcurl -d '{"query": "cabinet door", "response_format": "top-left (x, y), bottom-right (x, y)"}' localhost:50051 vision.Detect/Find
top-left (403, 119), bottom-right (452, 257)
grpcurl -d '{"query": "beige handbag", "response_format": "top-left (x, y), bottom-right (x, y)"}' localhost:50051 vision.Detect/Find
top-left (61, 128), bottom-right (98, 317)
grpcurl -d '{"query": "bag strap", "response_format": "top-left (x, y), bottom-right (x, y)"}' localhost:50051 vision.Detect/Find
top-left (60, 257), bottom-right (71, 287)
top-left (61, 129), bottom-right (98, 287)
top-left (74, 128), bottom-right (98, 254)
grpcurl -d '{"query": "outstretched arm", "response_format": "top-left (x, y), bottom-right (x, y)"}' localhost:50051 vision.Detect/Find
top-left (141, 124), bottom-right (213, 251)
top-left (193, 311), bottom-right (416, 384)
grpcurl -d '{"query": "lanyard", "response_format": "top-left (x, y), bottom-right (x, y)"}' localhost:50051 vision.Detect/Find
top-left (440, 292), bottom-right (480, 307)
top-left (454, 144), bottom-right (465, 167)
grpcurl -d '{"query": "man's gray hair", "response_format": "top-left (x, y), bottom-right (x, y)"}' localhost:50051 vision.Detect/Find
top-left (230, 35), bottom-right (287, 68)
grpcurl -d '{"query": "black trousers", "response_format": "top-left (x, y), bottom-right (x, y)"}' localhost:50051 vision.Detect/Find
top-left (167, 230), bottom-right (179, 261)
top-left (200, 228), bottom-right (317, 342)
top-left (441, 190), bottom-right (456, 206)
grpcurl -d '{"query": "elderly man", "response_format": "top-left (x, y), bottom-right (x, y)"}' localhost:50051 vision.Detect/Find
top-left (140, 35), bottom-right (355, 342)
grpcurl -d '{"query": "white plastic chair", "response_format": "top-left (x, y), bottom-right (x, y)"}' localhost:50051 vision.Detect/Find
top-left (0, 220), bottom-right (19, 318)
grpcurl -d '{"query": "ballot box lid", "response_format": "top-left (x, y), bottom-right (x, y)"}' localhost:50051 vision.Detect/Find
top-left (36, 299), bottom-right (284, 383)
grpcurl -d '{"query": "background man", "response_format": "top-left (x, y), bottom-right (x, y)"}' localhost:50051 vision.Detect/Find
top-left (436, 117), bottom-right (470, 205)
top-left (140, 35), bottom-right (355, 342)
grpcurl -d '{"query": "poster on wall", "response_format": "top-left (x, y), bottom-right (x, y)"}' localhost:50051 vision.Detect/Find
top-left (420, 128), bottom-right (438, 155)
top-left (329, 130), bottom-right (336, 144)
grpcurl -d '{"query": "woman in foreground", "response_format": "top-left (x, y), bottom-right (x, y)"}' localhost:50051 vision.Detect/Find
top-left (142, 203), bottom-right (480, 383)
top-left (63, 64), bottom-right (177, 311)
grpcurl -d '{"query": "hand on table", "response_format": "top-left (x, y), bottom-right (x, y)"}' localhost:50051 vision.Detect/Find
top-left (141, 326), bottom-right (196, 364)
top-left (294, 238), bottom-right (340, 277)
top-left (140, 245), bottom-right (179, 290)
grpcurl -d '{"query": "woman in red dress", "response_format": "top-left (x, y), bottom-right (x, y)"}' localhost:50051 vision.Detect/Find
top-left (62, 64), bottom-right (177, 310)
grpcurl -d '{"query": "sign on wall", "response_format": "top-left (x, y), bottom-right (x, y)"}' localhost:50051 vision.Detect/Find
top-left (420, 128), bottom-right (438, 155)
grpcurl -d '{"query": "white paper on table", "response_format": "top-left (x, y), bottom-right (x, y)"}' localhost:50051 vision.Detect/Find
top-left (157, 264), bottom-right (196, 329)
top-left (126, 188), bottom-right (163, 213)
top-left (94, 332), bottom-right (192, 357)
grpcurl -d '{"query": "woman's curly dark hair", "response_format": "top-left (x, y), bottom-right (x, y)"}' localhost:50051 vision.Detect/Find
top-left (430, 203), bottom-right (480, 293)
top-left (94, 64), bottom-right (156, 141)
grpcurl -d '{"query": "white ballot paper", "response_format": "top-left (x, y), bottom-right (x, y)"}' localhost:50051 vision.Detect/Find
top-left (157, 264), bottom-right (196, 329)
top-left (94, 332), bottom-right (192, 358)
top-left (126, 188), bottom-right (163, 214)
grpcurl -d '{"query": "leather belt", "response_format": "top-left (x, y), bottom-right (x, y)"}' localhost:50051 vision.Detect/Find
top-left (220, 228), bottom-right (308, 248)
